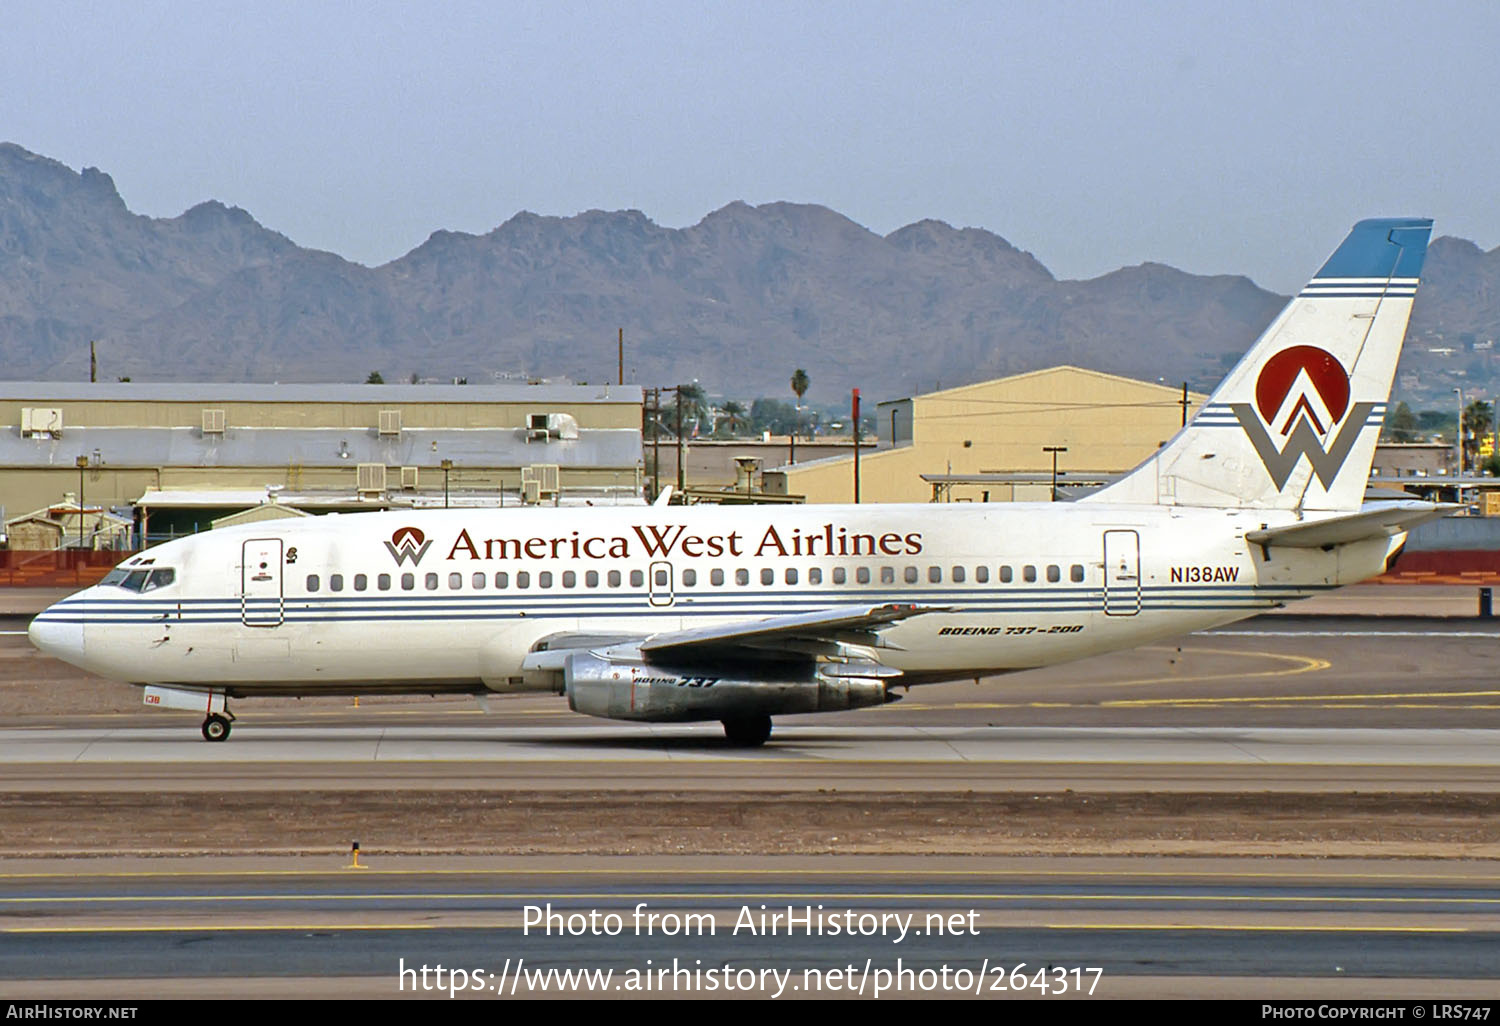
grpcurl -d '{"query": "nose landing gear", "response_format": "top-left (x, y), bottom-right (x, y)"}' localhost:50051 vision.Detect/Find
top-left (201, 711), bottom-right (234, 742)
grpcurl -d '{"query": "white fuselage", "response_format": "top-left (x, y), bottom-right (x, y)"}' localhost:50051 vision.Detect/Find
top-left (30, 501), bottom-right (1396, 696)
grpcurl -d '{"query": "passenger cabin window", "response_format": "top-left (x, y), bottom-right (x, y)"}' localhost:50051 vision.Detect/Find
top-left (306, 575), bottom-right (320, 592)
top-left (1071, 564), bottom-right (1085, 583)
top-left (539, 572), bottom-right (553, 588)
top-left (711, 569), bottom-right (725, 586)
top-left (426, 573), bottom-right (440, 590)
top-left (856, 567), bottom-right (871, 584)
top-left (608, 570), bottom-right (622, 588)
top-left (1023, 565), bottom-right (1037, 583)
top-left (354, 574), bottom-right (368, 591)
top-left (951, 566), bottom-right (965, 583)
top-left (586, 571), bottom-right (599, 588)
top-left (401, 573), bottom-right (415, 590)
top-left (449, 573), bottom-right (463, 590)
top-left (516, 572), bottom-right (530, 589)
top-left (495, 572), bottom-right (509, 589)
top-left (472, 573), bottom-right (486, 589)
top-left (761, 568), bottom-right (775, 585)
top-left (736, 569), bottom-right (750, 586)
top-left (630, 570), bottom-right (644, 588)
top-left (881, 567), bottom-right (895, 584)
top-left (682, 569), bottom-right (696, 586)
top-left (653, 569), bottom-right (667, 587)
top-left (785, 568), bottom-right (797, 585)
top-left (975, 566), bottom-right (989, 584)
top-left (329, 574), bottom-right (344, 592)
top-left (378, 574), bottom-right (391, 591)
top-left (563, 571), bottom-right (577, 588)
top-left (808, 567), bottom-right (822, 585)
top-left (999, 566), bottom-right (1013, 583)
top-left (1046, 564), bottom-right (1061, 583)
top-left (833, 567), bottom-right (847, 585)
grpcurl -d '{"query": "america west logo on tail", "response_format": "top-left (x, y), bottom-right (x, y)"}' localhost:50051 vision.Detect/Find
top-left (1231, 345), bottom-right (1381, 490)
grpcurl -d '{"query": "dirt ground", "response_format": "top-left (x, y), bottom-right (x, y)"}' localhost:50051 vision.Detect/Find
top-left (3, 790), bottom-right (1498, 859)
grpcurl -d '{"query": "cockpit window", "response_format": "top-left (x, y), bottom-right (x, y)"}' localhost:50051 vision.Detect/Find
top-left (102, 567), bottom-right (174, 592)
top-left (143, 569), bottom-right (175, 592)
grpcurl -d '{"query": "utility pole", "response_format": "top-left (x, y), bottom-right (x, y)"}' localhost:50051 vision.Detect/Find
top-left (852, 388), bottom-right (861, 503)
top-left (1044, 445), bottom-right (1068, 502)
top-left (90, 341), bottom-right (97, 384)
top-left (675, 386), bottom-right (686, 497)
top-left (440, 459), bottom-right (453, 508)
top-left (1455, 387), bottom-right (1465, 502)
top-left (1181, 382), bottom-right (1189, 427)
top-left (617, 328), bottom-right (624, 386)
top-left (645, 387), bottom-right (661, 503)
top-left (76, 454), bottom-right (88, 549)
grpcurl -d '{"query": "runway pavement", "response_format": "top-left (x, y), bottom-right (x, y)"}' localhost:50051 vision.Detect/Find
top-left (3, 855), bottom-right (1499, 999)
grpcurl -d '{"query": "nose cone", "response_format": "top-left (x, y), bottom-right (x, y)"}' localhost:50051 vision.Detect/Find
top-left (28, 607), bottom-right (84, 664)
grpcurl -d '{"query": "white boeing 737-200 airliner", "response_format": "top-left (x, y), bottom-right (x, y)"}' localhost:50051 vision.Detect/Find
top-left (30, 219), bottom-right (1444, 745)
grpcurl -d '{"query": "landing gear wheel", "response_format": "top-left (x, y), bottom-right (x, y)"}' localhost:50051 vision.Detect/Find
top-left (202, 713), bottom-right (231, 742)
top-left (722, 715), bottom-right (772, 747)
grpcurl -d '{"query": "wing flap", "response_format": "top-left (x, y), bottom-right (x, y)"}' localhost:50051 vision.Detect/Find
top-left (640, 602), bottom-right (946, 662)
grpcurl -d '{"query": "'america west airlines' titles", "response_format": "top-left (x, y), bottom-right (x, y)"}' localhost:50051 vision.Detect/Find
top-left (432, 523), bottom-right (926, 565)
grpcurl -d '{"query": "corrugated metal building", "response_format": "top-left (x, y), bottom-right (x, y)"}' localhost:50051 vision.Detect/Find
top-left (764, 367), bottom-right (1206, 504)
top-left (0, 382), bottom-right (644, 545)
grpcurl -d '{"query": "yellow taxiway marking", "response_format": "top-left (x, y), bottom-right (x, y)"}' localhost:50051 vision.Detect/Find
top-left (901, 646), bottom-right (1330, 710)
top-left (1046, 924), bottom-right (1466, 933)
top-left (1106, 689), bottom-right (1500, 708)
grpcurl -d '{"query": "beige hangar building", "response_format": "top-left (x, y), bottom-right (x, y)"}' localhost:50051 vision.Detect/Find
top-left (763, 367), bottom-right (1207, 505)
top-left (0, 382), bottom-right (644, 549)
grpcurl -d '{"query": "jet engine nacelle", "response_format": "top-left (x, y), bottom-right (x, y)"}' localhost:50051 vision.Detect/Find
top-left (562, 652), bottom-right (895, 722)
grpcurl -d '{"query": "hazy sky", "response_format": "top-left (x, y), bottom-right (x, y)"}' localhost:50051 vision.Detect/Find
top-left (3, 1), bottom-right (1497, 293)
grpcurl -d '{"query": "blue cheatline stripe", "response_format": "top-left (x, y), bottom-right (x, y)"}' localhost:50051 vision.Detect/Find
top-left (32, 589), bottom-right (1313, 625)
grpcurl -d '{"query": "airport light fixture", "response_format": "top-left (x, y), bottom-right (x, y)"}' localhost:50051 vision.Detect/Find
top-left (440, 459), bottom-right (453, 509)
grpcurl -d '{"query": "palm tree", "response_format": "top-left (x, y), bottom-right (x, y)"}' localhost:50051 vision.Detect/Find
top-left (675, 383), bottom-right (711, 437)
top-left (790, 369), bottom-right (810, 440)
top-left (1464, 399), bottom-right (1494, 471)
top-left (719, 400), bottom-right (747, 438)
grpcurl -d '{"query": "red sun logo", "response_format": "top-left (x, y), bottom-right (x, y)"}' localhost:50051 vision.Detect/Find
top-left (1254, 345), bottom-right (1350, 436)
top-left (391, 526), bottom-right (425, 550)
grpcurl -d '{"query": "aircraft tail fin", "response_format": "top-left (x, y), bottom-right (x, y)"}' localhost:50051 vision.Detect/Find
top-left (1083, 218), bottom-right (1433, 512)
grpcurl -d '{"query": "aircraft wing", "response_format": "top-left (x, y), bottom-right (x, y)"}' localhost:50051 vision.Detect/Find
top-left (639, 602), bottom-right (946, 667)
top-left (1245, 500), bottom-right (1457, 550)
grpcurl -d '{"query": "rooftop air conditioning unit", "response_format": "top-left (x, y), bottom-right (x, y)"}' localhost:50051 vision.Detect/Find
top-left (400, 466), bottom-right (419, 490)
top-left (21, 408), bottom-right (63, 438)
top-left (522, 479), bottom-right (542, 505)
top-left (522, 463), bottom-right (561, 499)
top-left (202, 409), bottom-right (226, 435)
top-left (378, 410), bottom-right (402, 436)
top-left (525, 412), bottom-right (580, 441)
top-left (356, 463), bottom-right (387, 494)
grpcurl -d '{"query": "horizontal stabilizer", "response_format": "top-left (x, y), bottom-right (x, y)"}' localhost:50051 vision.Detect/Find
top-left (1244, 501), bottom-right (1456, 550)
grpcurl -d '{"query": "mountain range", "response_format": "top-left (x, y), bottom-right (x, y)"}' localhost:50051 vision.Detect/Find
top-left (2, 142), bottom-right (1496, 405)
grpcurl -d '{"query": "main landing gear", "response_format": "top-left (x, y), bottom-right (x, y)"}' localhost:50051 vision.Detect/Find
top-left (721, 715), bottom-right (772, 747)
top-left (202, 711), bottom-right (234, 742)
